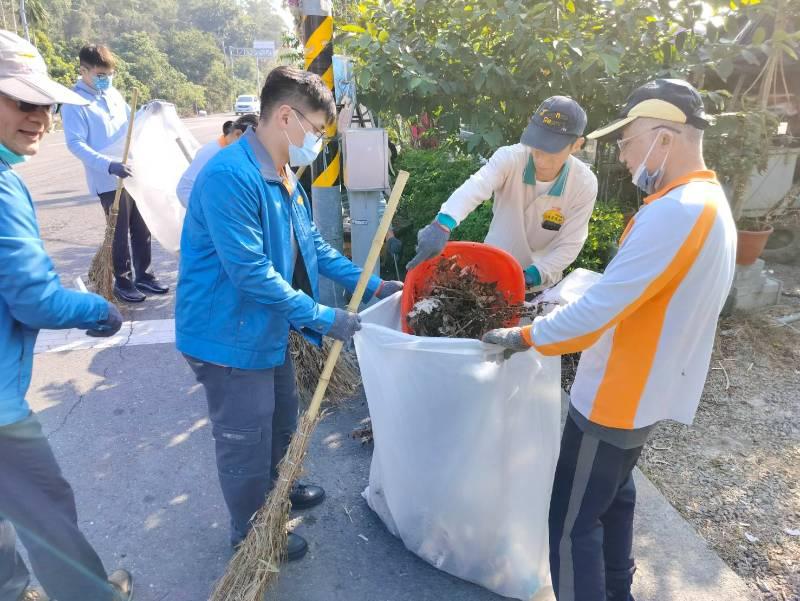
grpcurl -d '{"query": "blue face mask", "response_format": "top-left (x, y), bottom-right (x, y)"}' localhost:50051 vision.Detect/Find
top-left (92, 74), bottom-right (112, 91)
top-left (632, 132), bottom-right (671, 195)
top-left (0, 143), bottom-right (29, 165)
top-left (284, 111), bottom-right (323, 167)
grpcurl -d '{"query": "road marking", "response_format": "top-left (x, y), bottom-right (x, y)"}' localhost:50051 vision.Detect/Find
top-left (35, 318), bottom-right (175, 354)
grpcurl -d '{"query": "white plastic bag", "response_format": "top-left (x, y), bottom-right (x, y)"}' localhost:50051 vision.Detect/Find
top-left (355, 294), bottom-right (561, 600)
top-left (100, 102), bottom-right (200, 253)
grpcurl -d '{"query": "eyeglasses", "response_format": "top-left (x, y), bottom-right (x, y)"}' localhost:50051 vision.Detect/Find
top-left (0, 92), bottom-right (58, 115)
top-left (616, 126), bottom-right (680, 152)
top-left (292, 107), bottom-right (327, 143)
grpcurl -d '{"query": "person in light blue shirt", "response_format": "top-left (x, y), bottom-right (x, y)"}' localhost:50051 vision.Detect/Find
top-left (176, 113), bottom-right (258, 207)
top-left (61, 44), bottom-right (169, 303)
top-left (0, 30), bottom-right (133, 601)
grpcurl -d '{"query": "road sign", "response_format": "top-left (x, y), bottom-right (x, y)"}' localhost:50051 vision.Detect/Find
top-left (228, 46), bottom-right (275, 58)
top-left (253, 40), bottom-right (276, 51)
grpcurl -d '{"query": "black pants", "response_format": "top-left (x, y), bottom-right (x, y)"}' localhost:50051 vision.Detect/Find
top-left (0, 415), bottom-right (115, 601)
top-left (99, 189), bottom-right (152, 287)
top-left (549, 414), bottom-right (642, 601)
top-left (184, 352), bottom-right (299, 546)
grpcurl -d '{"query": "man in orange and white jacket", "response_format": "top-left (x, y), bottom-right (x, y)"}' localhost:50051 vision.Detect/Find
top-left (484, 79), bottom-right (737, 601)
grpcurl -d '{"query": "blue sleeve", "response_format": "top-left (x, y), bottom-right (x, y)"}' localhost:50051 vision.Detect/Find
top-left (0, 172), bottom-right (109, 330)
top-left (200, 168), bottom-right (333, 332)
top-left (61, 103), bottom-right (113, 175)
top-left (299, 187), bottom-right (381, 302)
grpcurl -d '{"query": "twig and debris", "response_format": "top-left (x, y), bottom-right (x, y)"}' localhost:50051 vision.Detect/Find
top-left (407, 256), bottom-right (534, 339)
top-left (351, 417), bottom-right (374, 446)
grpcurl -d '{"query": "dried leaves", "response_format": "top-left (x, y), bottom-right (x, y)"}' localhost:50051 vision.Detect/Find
top-left (407, 256), bottom-right (527, 340)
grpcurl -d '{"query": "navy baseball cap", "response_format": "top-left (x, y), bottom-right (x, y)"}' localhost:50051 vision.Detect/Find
top-left (520, 96), bottom-right (588, 153)
top-left (587, 79), bottom-right (711, 139)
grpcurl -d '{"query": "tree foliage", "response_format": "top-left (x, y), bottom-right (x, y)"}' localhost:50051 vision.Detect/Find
top-left (340, 0), bottom-right (767, 152)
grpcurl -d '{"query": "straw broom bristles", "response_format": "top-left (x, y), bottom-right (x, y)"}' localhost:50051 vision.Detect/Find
top-left (208, 171), bottom-right (409, 601)
top-left (88, 89), bottom-right (138, 301)
top-left (289, 332), bottom-right (361, 405)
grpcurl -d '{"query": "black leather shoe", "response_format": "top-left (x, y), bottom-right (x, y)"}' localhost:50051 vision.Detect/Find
top-left (134, 276), bottom-right (169, 295)
top-left (287, 532), bottom-right (308, 561)
top-left (290, 483), bottom-right (325, 510)
top-left (114, 283), bottom-right (146, 303)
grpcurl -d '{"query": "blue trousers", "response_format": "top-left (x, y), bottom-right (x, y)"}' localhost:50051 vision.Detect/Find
top-left (549, 414), bottom-right (642, 601)
top-left (0, 415), bottom-right (115, 601)
top-left (184, 352), bottom-right (299, 546)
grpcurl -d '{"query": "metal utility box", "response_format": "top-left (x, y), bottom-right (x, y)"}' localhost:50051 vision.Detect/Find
top-left (343, 128), bottom-right (390, 191)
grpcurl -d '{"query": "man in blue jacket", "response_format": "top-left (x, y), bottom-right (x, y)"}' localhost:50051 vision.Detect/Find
top-left (177, 65), bottom-right (402, 560)
top-left (0, 31), bottom-right (132, 601)
top-left (62, 44), bottom-right (169, 304)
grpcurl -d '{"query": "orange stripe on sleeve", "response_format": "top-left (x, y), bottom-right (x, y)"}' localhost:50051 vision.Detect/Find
top-left (531, 200), bottom-right (718, 358)
top-left (589, 201), bottom-right (718, 428)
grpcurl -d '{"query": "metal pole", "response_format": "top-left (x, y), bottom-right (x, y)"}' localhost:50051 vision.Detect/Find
top-left (302, 0), bottom-right (344, 307)
top-left (18, 0), bottom-right (28, 41)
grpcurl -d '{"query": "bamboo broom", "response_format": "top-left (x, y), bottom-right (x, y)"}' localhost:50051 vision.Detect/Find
top-left (88, 88), bottom-right (139, 301)
top-left (209, 170), bottom-right (410, 601)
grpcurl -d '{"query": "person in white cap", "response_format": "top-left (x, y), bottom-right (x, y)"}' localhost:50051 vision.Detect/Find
top-left (483, 79), bottom-right (736, 601)
top-left (0, 30), bottom-right (133, 601)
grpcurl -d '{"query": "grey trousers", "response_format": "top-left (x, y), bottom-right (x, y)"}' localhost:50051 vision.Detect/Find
top-left (0, 414), bottom-right (115, 601)
top-left (183, 352), bottom-right (299, 546)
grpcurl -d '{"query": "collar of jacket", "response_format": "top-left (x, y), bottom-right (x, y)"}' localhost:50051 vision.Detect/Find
top-left (242, 128), bottom-right (283, 184)
top-left (643, 170), bottom-right (719, 204)
top-left (522, 153), bottom-right (571, 197)
top-left (75, 79), bottom-right (104, 98)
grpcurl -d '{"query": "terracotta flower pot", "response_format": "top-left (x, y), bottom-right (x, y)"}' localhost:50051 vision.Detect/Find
top-left (736, 225), bottom-right (774, 266)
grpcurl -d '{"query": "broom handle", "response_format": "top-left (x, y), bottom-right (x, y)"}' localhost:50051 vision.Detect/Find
top-left (305, 170), bottom-right (409, 419)
top-left (109, 89), bottom-right (139, 216)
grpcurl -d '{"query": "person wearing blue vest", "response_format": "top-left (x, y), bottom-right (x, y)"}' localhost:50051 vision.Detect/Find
top-left (176, 65), bottom-right (402, 560)
top-left (0, 30), bottom-right (132, 601)
top-left (62, 44), bottom-right (169, 304)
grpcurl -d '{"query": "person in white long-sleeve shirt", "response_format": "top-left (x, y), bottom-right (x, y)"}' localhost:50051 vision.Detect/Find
top-left (176, 113), bottom-right (258, 207)
top-left (408, 96), bottom-right (598, 290)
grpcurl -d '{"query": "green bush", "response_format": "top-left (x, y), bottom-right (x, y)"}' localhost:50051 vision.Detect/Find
top-left (393, 147), bottom-right (484, 270)
top-left (393, 148), bottom-right (625, 276)
top-left (571, 204), bottom-right (625, 273)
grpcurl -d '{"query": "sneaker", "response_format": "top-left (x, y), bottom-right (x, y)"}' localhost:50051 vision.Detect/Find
top-left (108, 569), bottom-right (133, 601)
top-left (113, 282), bottom-right (146, 303)
top-left (134, 276), bottom-right (169, 295)
top-left (17, 587), bottom-right (49, 601)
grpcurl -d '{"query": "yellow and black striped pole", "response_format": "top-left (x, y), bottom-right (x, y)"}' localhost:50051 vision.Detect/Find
top-left (302, 0), bottom-right (344, 307)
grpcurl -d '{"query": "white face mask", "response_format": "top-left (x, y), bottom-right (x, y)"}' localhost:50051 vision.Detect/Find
top-left (631, 130), bottom-right (671, 195)
top-left (284, 110), bottom-right (323, 167)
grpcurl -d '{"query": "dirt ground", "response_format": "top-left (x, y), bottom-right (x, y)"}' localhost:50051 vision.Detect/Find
top-left (639, 261), bottom-right (800, 601)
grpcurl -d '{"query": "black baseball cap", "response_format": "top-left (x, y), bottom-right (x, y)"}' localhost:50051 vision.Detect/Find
top-left (520, 96), bottom-right (588, 153)
top-left (587, 78), bottom-right (711, 140)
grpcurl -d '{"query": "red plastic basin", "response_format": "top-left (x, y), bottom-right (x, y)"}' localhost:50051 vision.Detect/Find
top-left (401, 241), bottom-right (525, 335)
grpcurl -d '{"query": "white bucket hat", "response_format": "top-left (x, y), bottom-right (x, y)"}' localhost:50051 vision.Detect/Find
top-left (0, 30), bottom-right (87, 106)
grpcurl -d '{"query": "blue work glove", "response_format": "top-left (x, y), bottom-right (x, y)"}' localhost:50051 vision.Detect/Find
top-left (524, 265), bottom-right (542, 287)
top-left (406, 214), bottom-right (454, 270)
top-left (326, 308), bottom-right (362, 342)
top-left (86, 302), bottom-right (123, 337)
top-left (482, 327), bottom-right (532, 356)
top-left (108, 161), bottom-right (133, 178)
top-left (375, 280), bottom-right (404, 300)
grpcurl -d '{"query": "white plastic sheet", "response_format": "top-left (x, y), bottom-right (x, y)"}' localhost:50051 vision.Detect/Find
top-left (355, 294), bottom-right (562, 600)
top-left (100, 102), bottom-right (200, 253)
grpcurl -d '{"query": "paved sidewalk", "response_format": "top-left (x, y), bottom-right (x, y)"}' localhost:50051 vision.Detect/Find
top-left (22, 340), bottom-right (755, 601)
